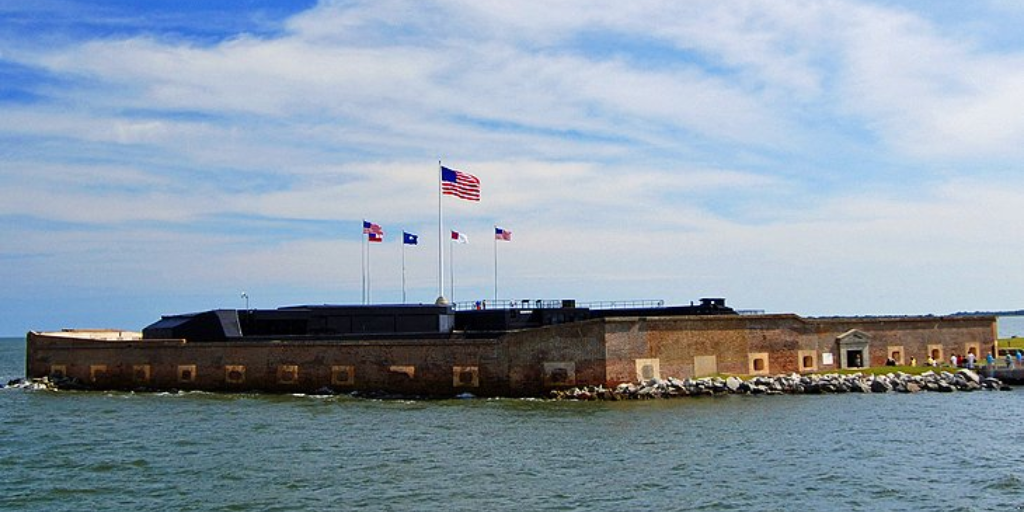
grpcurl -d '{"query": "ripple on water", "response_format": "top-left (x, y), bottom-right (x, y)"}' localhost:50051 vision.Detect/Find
top-left (985, 473), bottom-right (1024, 492)
top-left (4, 359), bottom-right (1024, 512)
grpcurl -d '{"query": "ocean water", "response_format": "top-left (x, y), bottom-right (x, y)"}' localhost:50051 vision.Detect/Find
top-left (3, 336), bottom-right (1024, 511)
top-left (999, 315), bottom-right (1024, 338)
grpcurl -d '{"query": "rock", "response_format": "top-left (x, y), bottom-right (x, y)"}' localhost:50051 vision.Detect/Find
top-left (637, 386), bottom-right (657, 399)
top-left (905, 382), bottom-right (922, 393)
top-left (725, 376), bottom-right (742, 392)
top-left (957, 369), bottom-right (981, 384)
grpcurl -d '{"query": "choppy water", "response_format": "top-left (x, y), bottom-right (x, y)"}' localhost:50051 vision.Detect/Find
top-left (3, 336), bottom-right (1024, 511)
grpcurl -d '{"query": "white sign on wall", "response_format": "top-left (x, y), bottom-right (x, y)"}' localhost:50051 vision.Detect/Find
top-left (822, 352), bottom-right (834, 365)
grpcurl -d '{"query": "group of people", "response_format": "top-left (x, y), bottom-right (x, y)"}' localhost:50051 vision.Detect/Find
top-left (993, 350), bottom-right (1024, 369)
top-left (917, 350), bottom-right (1023, 369)
top-left (946, 352), bottom-right (978, 369)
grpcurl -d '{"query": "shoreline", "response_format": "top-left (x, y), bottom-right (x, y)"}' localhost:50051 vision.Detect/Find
top-left (6, 368), bottom-right (1012, 401)
top-left (549, 369), bottom-right (1012, 400)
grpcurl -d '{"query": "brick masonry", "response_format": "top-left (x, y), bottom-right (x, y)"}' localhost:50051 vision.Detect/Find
top-left (26, 314), bottom-right (997, 396)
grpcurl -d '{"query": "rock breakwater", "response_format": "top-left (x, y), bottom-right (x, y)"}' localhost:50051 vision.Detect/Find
top-left (4, 376), bottom-right (86, 391)
top-left (550, 369), bottom-right (1011, 400)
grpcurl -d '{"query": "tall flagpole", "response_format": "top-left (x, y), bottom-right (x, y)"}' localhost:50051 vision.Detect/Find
top-left (493, 225), bottom-right (498, 303)
top-left (437, 160), bottom-right (446, 304)
top-left (401, 239), bottom-right (407, 303)
top-left (449, 238), bottom-right (455, 303)
top-left (366, 221), bottom-right (370, 303)
top-left (367, 237), bottom-right (372, 304)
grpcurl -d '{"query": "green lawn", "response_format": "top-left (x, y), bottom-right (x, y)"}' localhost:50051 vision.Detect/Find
top-left (823, 365), bottom-right (961, 376)
top-left (1000, 337), bottom-right (1024, 350)
top-left (721, 364), bottom-right (969, 380)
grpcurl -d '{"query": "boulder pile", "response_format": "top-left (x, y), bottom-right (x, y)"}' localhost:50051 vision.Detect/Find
top-left (549, 369), bottom-right (1011, 400)
top-left (4, 376), bottom-right (85, 391)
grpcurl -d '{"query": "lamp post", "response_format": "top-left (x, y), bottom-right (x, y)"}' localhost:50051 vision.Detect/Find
top-left (240, 291), bottom-right (249, 310)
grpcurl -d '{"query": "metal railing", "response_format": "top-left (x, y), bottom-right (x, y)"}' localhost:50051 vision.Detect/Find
top-left (452, 299), bottom-right (665, 311)
top-left (577, 299), bottom-right (664, 310)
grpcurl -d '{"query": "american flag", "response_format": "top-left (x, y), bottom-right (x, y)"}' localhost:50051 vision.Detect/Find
top-left (363, 220), bottom-right (383, 235)
top-left (495, 227), bottom-right (512, 241)
top-left (441, 166), bottom-right (480, 201)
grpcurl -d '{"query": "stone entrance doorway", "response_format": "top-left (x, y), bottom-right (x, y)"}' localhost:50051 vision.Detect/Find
top-left (838, 329), bottom-right (871, 369)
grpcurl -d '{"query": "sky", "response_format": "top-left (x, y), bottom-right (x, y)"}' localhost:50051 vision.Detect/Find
top-left (3, 0), bottom-right (1024, 334)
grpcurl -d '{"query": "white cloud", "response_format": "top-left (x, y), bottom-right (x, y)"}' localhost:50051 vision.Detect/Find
top-left (5, 0), bottom-right (1024, 332)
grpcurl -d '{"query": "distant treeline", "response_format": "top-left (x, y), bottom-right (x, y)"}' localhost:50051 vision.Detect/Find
top-left (951, 310), bottom-right (1024, 317)
top-left (810, 310), bottom-right (1024, 320)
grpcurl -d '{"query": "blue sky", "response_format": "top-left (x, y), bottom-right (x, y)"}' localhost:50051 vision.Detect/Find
top-left (3, 0), bottom-right (1024, 335)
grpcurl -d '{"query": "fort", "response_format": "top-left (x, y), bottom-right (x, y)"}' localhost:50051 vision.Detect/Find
top-left (25, 299), bottom-right (999, 397)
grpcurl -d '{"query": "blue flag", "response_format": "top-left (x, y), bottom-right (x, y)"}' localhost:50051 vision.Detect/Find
top-left (403, 232), bottom-right (418, 245)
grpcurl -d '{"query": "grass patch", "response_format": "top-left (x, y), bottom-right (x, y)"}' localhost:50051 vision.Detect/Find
top-left (827, 365), bottom-right (956, 376)
top-left (1000, 338), bottom-right (1024, 350)
top-left (720, 365), bottom-right (971, 380)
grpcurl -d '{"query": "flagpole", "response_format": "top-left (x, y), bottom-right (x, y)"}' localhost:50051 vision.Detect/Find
top-left (437, 160), bottom-right (446, 305)
top-left (367, 236), bottom-right (372, 304)
top-left (449, 238), bottom-right (455, 303)
top-left (366, 220), bottom-right (370, 303)
top-left (494, 225), bottom-right (498, 304)
top-left (402, 238), bottom-right (407, 303)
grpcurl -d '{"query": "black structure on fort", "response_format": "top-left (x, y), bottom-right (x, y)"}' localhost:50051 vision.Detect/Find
top-left (142, 298), bottom-right (736, 342)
